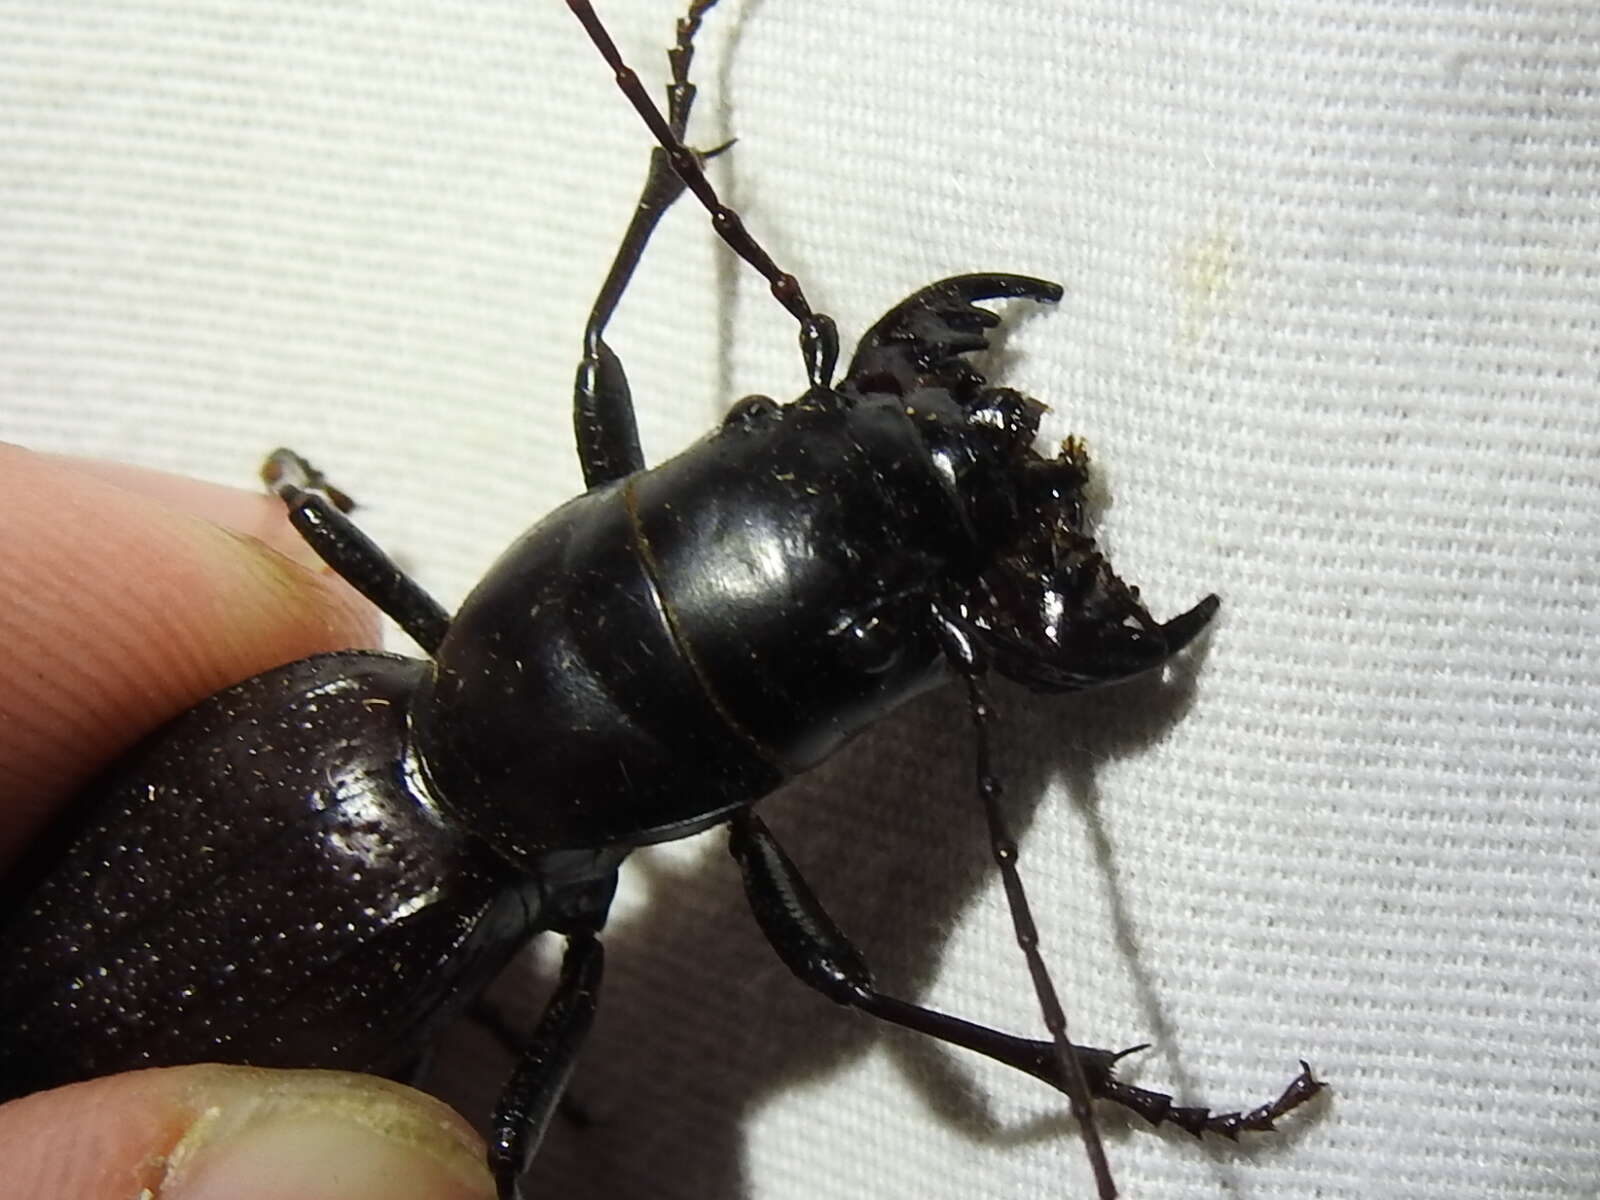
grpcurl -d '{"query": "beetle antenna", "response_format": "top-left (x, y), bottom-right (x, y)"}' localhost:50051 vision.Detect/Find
top-left (565, 0), bottom-right (839, 390)
top-left (933, 604), bottom-right (1118, 1200)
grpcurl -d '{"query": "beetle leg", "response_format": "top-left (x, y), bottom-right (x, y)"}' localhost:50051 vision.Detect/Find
top-left (486, 932), bottom-right (605, 1200)
top-left (260, 448), bottom-right (452, 653)
top-left (569, 0), bottom-right (839, 394)
top-left (574, 0), bottom-right (729, 489)
top-left (728, 811), bottom-right (1324, 1136)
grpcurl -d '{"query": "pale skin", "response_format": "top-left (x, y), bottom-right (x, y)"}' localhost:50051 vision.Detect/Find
top-left (0, 444), bottom-right (496, 1200)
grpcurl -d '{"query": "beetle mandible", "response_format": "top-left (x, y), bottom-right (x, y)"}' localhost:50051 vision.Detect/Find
top-left (0, 2), bottom-right (1324, 1197)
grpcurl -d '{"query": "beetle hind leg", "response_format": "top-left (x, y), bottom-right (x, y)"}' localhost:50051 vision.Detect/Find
top-left (728, 810), bottom-right (1324, 1141)
top-left (1086, 1051), bottom-right (1325, 1139)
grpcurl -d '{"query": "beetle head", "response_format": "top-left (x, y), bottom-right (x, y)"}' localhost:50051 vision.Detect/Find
top-left (840, 273), bottom-right (1219, 693)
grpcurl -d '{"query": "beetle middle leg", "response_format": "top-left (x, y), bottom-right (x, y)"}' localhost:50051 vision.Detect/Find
top-left (729, 811), bottom-right (1325, 1141)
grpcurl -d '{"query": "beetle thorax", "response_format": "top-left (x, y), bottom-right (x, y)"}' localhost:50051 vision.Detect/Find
top-left (408, 394), bottom-right (980, 865)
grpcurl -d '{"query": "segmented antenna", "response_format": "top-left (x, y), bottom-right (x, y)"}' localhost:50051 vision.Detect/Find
top-left (933, 605), bottom-right (1119, 1200)
top-left (565, 0), bottom-right (839, 390)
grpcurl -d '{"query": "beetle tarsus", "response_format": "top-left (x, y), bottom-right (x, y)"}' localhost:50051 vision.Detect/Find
top-left (1085, 1052), bottom-right (1326, 1140)
top-left (261, 446), bottom-right (356, 513)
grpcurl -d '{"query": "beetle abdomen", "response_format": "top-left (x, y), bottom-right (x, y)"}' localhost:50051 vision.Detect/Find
top-left (0, 652), bottom-right (534, 1098)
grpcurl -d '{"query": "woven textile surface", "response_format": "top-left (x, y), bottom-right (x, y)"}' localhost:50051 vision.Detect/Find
top-left (1, 1), bottom-right (1595, 1197)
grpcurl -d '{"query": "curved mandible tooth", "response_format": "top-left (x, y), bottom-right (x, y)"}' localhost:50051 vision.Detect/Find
top-left (1157, 593), bottom-right (1222, 654)
top-left (841, 273), bottom-right (1063, 401)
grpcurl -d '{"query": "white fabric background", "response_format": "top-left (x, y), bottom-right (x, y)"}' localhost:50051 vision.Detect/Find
top-left (2, 1), bottom-right (1596, 1197)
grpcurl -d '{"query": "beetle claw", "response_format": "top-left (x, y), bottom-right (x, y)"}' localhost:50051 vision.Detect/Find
top-left (1058, 1047), bottom-right (1325, 1140)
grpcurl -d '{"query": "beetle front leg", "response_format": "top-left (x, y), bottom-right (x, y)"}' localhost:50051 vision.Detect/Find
top-left (574, 0), bottom-right (729, 489)
top-left (486, 932), bottom-right (605, 1200)
top-left (261, 448), bottom-right (452, 653)
top-left (728, 811), bottom-right (1324, 1138)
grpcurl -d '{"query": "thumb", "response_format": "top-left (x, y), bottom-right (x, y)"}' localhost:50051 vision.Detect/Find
top-left (0, 1065), bottom-right (496, 1200)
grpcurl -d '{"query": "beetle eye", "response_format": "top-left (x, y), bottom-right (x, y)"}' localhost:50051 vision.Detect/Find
top-left (836, 613), bottom-right (903, 675)
top-left (723, 393), bottom-right (781, 430)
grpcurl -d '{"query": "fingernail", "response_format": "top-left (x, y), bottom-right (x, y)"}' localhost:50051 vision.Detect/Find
top-left (159, 1068), bottom-right (496, 1200)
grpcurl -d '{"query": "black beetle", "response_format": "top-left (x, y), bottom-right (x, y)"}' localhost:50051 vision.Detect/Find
top-left (0, 2), bottom-right (1322, 1197)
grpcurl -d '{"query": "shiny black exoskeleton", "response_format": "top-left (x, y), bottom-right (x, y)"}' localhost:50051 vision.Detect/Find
top-left (0, 4), bottom-right (1322, 1198)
